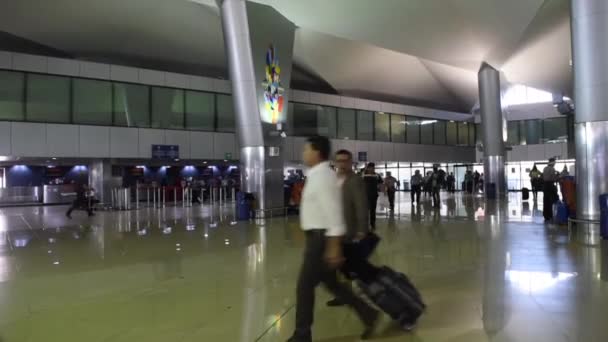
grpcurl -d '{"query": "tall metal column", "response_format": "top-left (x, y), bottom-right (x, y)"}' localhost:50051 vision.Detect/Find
top-left (218, 0), bottom-right (295, 214)
top-left (218, 0), bottom-right (266, 205)
top-left (478, 63), bottom-right (506, 198)
top-left (89, 159), bottom-right (116, 205)
top-left (571, 0), bottom-right (608, 228)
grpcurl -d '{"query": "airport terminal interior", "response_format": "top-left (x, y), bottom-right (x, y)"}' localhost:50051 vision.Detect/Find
top-left (0, 0), bottom-right (607, 341)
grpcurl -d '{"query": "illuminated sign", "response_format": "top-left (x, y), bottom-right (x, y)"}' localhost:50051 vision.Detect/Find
top-left (261, 44), bottom-right (284, 124)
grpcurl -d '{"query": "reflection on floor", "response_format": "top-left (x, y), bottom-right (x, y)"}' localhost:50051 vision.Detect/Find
top-left (0, 192), bottom-right (607, 342)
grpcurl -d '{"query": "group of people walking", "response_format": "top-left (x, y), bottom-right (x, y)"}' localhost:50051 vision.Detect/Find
top-left (289, 136), bottom-right (422, 341)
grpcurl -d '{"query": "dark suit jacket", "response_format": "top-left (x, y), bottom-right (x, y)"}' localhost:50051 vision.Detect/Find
top-left (342, 172), bottom-right (370, 240)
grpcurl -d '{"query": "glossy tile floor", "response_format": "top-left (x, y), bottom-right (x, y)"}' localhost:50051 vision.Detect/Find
top-left (1, 192), bottom-right (607, 341)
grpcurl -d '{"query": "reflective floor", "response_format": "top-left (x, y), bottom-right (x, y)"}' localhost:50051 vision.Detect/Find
top-left (1, 192), bottom-right (607, 341)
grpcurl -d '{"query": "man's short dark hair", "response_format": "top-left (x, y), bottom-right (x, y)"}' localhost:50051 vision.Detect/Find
top-left (367, 162), bottom-right (375, 168)
top-left (306, 135), bottom-right (331, 160)
top-left (335, 149), bottom-right (353, 159)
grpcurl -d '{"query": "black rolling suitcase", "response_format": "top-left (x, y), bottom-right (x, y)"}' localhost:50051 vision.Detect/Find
top-left (357, 266), bottom-right (425, 330)
top-left (522, 187), bottom-right (530, 200)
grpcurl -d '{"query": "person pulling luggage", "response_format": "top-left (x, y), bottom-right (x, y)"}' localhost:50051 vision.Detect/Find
top-left (287, 137), bottom-right (379, 342)
top-left (326, 149), bottom-right (378, 307)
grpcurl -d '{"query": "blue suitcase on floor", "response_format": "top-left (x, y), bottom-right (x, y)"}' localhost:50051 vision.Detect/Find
top-left (554, 201), bottom-right (569, 224)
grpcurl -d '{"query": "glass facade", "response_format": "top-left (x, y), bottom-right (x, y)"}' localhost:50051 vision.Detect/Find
top-left (26, 74), bottom-right (70, 123)
top-left (185, 90), bottom-right (215, 131)
top-left (406, 117), bottom-right (421, 144)
top-left (337, 108), bottom-right (356, 140)
top-left (73, 79), bottom-right (113, 125)
top-left (0, 69), bottom-right (500, 147)
top-left (523, 119), bottom-right (542, 145)
top-left (543, 117), bottom-right (568, 143)
top-left (0, 71), bottom-right (24, 121)
top-left (356, 110), bottom-right (374, 140)
top-left (113, 83), bottom-right (150, 127)
top-left (434, 121), bottom-right (447, 145)
top-left (458, 122), bottom-right (469, 146)
top-left (390, 114), bottom-right (406, 143)
top-left (151, 87), bottom-right (184, 129)
top-left (447, 121), bottom-right (458, 145)
top-left (216, 94), bottom-right (236, 133)
top-left (507, 120), bottom-right (520, 145)
top-left (420, 119), bottom-right (434, 145)
top-left (374, 112), bottom-right (390, 142)
top-left (291, 103), bottom-right (336, 137)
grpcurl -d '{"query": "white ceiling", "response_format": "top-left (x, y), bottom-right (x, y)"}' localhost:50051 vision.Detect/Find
top-left (0, 0), bottom-right (573, 114)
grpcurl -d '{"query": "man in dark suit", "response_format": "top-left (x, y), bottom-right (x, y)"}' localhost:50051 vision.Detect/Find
top-left (326, 149), bottom-right (374, 307)
top-left (363, 163), bottom-right (383, 231)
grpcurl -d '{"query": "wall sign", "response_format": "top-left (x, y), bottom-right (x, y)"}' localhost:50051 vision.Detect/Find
top-left (261, 44), bottom-right (284, 124)
top-left (152, 145), bottom-right (179, 160)
top-left (358, 151), bottom-right (368, 162)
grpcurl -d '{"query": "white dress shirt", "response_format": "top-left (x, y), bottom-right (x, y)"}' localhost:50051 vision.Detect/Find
top-left (300, 161), bottom-right (346, 237)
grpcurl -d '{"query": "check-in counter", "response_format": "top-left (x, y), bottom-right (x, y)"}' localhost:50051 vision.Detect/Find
top-left (0, 186), bottom-right (42, 204)
top-left (43, 184), bottom-right (77, 204)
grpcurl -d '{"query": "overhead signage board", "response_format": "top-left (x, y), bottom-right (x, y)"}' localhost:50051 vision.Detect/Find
top-left (152, 145), bottom-right (179, 160)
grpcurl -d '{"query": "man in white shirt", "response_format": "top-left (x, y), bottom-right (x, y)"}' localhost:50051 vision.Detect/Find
top-left (288, 136), bottom-right (379, 342)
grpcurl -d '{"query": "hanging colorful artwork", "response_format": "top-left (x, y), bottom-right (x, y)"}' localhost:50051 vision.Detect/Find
top-left (261, 44), bottom-right (284, 124)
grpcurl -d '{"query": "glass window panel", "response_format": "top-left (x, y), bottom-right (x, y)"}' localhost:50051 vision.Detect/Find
top-left (73, 79), bottom-right (113, 125)
top-left (458, 122), bottom-right (469, 145)
top-left (216, 94), bottom-right (235, 132)
top-left (286, 102), bottom-right (294, 134)
top-left (420, 119), bottom-right (434, 145)
top-left (0, 71), bottom-right (24, 121)
top-left (113, 83), bottom-right (150, 127)
top-left (357, 110), bottom-right (374, 140)
top-left (507, 121), bottom-right (519, 145)
top-left (434, 121), bottom-right (446, 145)
top-left (185, 90), bottom-right (215, 131)
top-left (543, 117), bottom-right (568, 143)
top-left (291, 103), bottom-right (336, 137)
top-left (374, 112), bottom-right (390, 142)
top-left (468, 123), bottom-right (476, 146)
top-left (151, 87), bottom-right (184, 129)
top-left (447, 121), bottom-right (458, 145)
top-left (475, 123), bottom-right (482, 145)
top-left (390, 114), bottom-right (406, 143)
top-left (523, 119), bottom-right (542, 145)
top-left (26, 74), bottom-right (70, 123)
top-left (337, 108), bottom-right (356, 139)
top-left (406, 117), bottom-right (421, 144)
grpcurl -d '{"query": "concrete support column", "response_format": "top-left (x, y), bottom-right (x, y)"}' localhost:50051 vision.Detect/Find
top-left (571, 0), bottom-right (608, 226)
top-left (478, 63), bottom-right (506, 198)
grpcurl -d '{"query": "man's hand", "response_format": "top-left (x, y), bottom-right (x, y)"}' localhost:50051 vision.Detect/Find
top-left (324, 237), bottom-right (344, 269)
